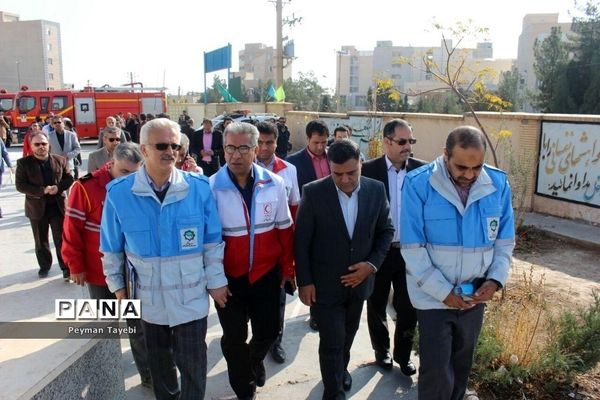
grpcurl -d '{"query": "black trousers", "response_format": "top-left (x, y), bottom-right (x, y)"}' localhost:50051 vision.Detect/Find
top-left (417, 304), bottom-right (485, 400)
top-left (29, 208), bottom-right (67, 272)
top-left (216, 267), bottom-right (281, 399)
top-left (313, 291), bottom-right (364, 400)
top-left (143, 318), bottom-right (208, 400)
top-left (366, 247), bottom-right (417, 364)
top-left (273, 287), bottom-right (286, 346)
top-left (87, 284), bottom-right (151, 383)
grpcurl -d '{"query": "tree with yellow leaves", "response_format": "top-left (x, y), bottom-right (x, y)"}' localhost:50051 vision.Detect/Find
top-left (400, 20), bottom-right (515, 167)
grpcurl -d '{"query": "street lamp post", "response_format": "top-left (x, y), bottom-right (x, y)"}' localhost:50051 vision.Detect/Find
top-left (16, 61), bottom-right (21, 89)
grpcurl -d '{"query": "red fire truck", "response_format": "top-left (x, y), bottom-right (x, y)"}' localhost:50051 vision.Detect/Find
top-left (9, 85), bottom-right (166, 142)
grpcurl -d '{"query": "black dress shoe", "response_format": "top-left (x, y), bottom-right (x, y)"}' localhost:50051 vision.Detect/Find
top-left (399, 360), bottom-right (417, 376)
top-left (375, 351), bottom-right (393, 370)
top-left (309, 316), bottom-right (318, 331)
top-left (270, 343), bottom-right (286, 364)
top-left (62, 270), bottom-right (71, 282)
top-left (342, 370), bottom-right (352, 392)
top-left (253, 360), bottom-right (266, 387)
top-left (38, 270), bottom-right (49, 278)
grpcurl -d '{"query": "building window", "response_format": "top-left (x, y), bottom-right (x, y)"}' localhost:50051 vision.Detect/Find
top-left (350, 86), bottom-right (358, 93)
top-left (355, 96), bottom-right (367, 107)
top-left (47, 28), bottom-right (51, 36)
top-left (49, 73), bottom-right (54, 80)
top-left (48, 58), bottom-right (53, 65)
top-left (47, 43), bottom-right (52, 51)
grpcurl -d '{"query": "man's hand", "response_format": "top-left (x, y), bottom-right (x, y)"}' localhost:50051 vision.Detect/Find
top-left (443, 292), bottom-right (475, 310)
top-left (299, 284), bottom-right (316, 306)
top-left (471, 280), bottom-right (500, 304)
top-left (114, 288), bottom-right (127, 300)
top-left (340, 262), bottom-right (374, 288)
top-left (209, 285), bottom-right (231, 308)
top-left (280, 276), bottom-right (296, 292)
top-left (71, 272), bottom-right (86, 286)
top-left (44, 185), bottom-right (58, 195)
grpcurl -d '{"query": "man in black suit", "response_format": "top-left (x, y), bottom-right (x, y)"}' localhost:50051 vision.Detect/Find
top-left (189, 118), bottom-right (224, 176)
top-left (362, 118), bottom-right (426, 376)
top-left (295, 139), bottom-right (394, 400)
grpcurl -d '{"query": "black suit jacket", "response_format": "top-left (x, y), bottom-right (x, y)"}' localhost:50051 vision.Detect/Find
top-left (295, 176), bottom-right (394, 303)
top-left (285, 147), bottom-right (318, 195)
top-left (189, 129), bottom-right (224, 169)
top-left (361, 155), bottom-right (427, 200)
top-left (15, 154), bottom-right (74, 220)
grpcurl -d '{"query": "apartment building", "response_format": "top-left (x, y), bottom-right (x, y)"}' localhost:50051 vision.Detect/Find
top-left (0, 11), bottom-right (63, 91)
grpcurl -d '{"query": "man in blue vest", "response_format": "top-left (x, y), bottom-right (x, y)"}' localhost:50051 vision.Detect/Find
top-left (401, 126), bottom-right (515, 400)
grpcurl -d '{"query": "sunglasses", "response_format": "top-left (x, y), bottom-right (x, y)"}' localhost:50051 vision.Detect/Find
top-left (224, 144), bottom-right (254, 155)
top-left (107, 138), bottom-right (121, 143)
top-left (149, 143), bottom-right (182, 151)
top-left (33, 142), bottom-right (48, 147)
top-left (52, 121), bottom-right (62, 125)
top-left (388, 137), bottom-right (417, 146)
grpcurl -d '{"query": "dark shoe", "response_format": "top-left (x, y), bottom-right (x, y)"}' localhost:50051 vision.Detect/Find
top-left (399, 360), bottom-right (417, 376)
top-left (342, 370), bottom-right (352, 392)
top-left (253, 360), bottom-right (266, 387)
top-left (140, 375), bottom-right (153, 389)
top-left (309, 316), bottom-right (318, 331)
top-left (270, 343), bottom-right (286, 364)
top-left (38, 270), bottom-right (49, 279)
top-left (375, 351), bottom-right (393, 370)
top-left (62, 270), bottom-right (71, 282)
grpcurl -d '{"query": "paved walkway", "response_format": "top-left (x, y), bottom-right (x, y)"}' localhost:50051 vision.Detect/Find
top-left (1, 143), bottom-right (597, 399)
top-left (521, 212), bottom-right (600, 248)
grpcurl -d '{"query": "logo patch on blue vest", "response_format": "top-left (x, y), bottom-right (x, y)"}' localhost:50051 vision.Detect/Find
top-left (180, 228), bottom-right (198, 250)
top-left (486, 217), bottom-right (499, 241)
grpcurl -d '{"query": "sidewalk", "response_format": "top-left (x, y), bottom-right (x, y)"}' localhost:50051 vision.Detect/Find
top-left (2, 143), bottom-right (597, 399)
top-left (521, 212), bottom-right (600, 248)
top-left (0, 145), bottom-right (418, 400)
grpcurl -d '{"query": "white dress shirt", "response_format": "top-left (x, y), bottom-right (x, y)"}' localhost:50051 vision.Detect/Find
top-left (385, 155), bottom-right (407, 243)
top-left (336, 184), bottom-right (360, 239)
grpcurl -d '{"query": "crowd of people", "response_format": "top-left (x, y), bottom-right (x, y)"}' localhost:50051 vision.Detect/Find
top-left (8, 112), bottom-right (515, 400)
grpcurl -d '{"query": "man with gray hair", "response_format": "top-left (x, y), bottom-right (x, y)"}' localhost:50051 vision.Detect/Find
top-left (101, 118), bottom-right (229, 400)
top-left (210, 122), bottom-right (295, 400)
top-left (87, 127), bottom-right (123, 173)
top-left (62, 142), bottom-right (151, 388)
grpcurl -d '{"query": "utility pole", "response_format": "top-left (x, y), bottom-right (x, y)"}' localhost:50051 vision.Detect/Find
top-left (275, 0), bottom-right (283, 88)
top-left (16, 61), bottom-right (21, 89)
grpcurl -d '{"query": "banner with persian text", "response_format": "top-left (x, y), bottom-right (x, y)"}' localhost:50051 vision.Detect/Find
top-left (536, 121), bottom-right (600, 207)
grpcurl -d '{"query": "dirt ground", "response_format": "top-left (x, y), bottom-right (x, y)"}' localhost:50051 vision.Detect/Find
top-left (510, 228), bottom-right (600, 399)
top-left (512, 228), bottom-right (600, 307)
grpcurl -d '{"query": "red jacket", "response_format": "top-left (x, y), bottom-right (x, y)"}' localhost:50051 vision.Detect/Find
top-left (62, 164), bottom-right (112, 285)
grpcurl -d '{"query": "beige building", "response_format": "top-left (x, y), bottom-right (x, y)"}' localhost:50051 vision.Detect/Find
top-left (516, 14), bottom-right (572, 111)
top-left (337, 40), bottom-right (513, 111)
top-left (239, 43), bottom-right (292, 93)
top-left (0, 11), bottom-right (63, 91)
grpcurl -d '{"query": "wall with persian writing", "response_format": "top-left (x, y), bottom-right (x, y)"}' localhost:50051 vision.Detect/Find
top-left (284, 110), bottom-right (600, 226)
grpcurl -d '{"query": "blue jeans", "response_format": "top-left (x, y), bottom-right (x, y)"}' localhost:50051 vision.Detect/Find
top-left (416, 304), bottom-right (485, 400)
top-left (142, 318), bottom-right (208, 400)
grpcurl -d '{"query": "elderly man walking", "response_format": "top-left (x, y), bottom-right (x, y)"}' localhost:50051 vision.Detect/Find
top-left (100, 118), bottom-right (229, 400)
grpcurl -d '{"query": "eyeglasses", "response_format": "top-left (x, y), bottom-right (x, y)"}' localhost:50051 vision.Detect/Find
top-left (149, 143), bottom-right (182, 151)
top-left (107, 138), bottom-right (121, 143)
top-left (52, 121), bottom-right (62, 125)
top-left (388, 137), bottom-right (417, 146)
top-left (224, 144), bottom-right (254, 155)
top-left (33, 142), bottom-right (48, 147)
